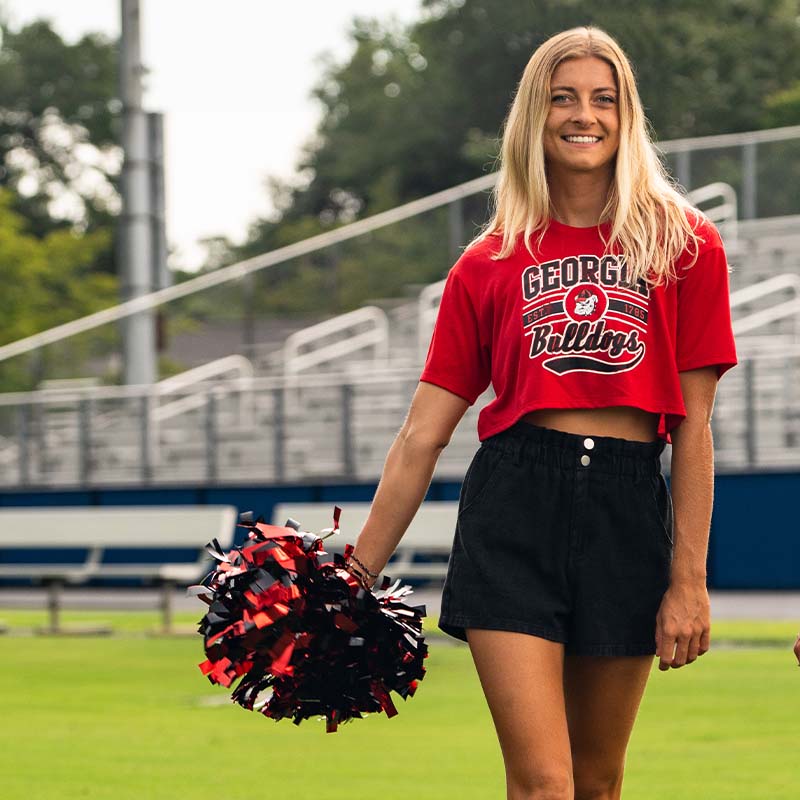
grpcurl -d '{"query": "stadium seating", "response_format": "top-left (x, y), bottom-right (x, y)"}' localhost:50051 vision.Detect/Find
top-left (0, 131), bottom-right (799, 488)
top-left (0, 505), bottom-right (237, 632)
top-left (272, 501), bottom-right (459, 581)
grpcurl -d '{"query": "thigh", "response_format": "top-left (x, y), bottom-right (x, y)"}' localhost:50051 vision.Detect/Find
top-left (564, 655), bottom-right (654, 797)
top-left (467, 629), bottom-right (573, 795)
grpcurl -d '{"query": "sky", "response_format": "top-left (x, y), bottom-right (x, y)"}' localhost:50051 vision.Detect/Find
top-left (3, 0), bottom-right (425, 270)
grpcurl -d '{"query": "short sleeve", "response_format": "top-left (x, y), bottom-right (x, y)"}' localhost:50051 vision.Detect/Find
top-left (419, 264), bottom-right (491, 404)
top-left (676, 233), bottom-right (738, 379)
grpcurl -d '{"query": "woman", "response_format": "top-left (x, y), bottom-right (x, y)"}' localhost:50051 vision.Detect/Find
top-left (345, 27), bottom-right (737, 800)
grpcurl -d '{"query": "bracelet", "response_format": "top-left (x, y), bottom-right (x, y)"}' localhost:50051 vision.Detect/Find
top-left (348, 553), bottom-right (379, 579)
top-left (345, 561), bottom-right (373, 589)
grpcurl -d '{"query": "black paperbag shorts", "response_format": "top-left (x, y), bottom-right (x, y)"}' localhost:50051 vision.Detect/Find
top-left (438, 420), bottom-right (674, 656)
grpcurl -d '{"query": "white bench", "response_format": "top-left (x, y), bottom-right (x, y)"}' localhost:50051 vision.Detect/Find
top-left (0, 505), bottom-right (238, 633)
top-left (271, 501), bottom-right (458, 579)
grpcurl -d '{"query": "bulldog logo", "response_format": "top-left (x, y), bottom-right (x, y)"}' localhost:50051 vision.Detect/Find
top-left (574, 288), bottom-right (598, 317)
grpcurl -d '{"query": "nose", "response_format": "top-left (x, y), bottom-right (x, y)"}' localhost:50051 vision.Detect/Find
top-left (570, 99), bottom-right (596, 127)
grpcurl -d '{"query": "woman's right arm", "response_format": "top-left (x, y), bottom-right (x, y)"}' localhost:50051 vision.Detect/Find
top-left (346, 381), bottom-right (470, 589)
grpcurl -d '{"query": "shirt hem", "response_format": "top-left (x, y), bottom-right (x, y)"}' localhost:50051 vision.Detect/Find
top-left (478, 399), bottom-right (688, 442)
top-left (418, 375), bottom-right (483, 405)
top-left (676, 358), bottom-right (738, 377)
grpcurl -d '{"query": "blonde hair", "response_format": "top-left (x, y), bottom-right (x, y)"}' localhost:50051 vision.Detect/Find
top-left (470, 26), bottom-right (705, 287)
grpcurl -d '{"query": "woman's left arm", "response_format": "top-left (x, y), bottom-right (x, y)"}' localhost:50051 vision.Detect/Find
top-left (655, 365), bottom-right (719, 672)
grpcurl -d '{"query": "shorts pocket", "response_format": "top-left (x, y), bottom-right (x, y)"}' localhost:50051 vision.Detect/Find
top-left (647, 472), bottom-right (674, 549)
top-left (457, 445), bottom-right (507, 519)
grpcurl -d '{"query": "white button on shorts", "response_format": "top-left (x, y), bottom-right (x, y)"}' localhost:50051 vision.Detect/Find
top-left (584, 437), bottom-right (595, 449)
top-left (580, 454), bottom-right (591, 466)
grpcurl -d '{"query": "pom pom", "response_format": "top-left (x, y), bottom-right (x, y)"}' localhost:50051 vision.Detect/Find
top-left (192, 505), bottom-right (428, 732)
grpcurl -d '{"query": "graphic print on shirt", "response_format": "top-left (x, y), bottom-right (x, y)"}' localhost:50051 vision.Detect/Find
top-left (520, 254), bottom-right (650, 375)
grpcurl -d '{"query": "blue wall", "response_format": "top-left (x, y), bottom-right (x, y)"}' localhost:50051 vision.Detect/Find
top-left (1, 471), bottom-right (798, 589)
top-left (707, 471), bottom-right (799, 589)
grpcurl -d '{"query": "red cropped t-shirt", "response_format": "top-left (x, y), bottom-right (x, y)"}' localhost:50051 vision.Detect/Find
top-left (419, 216), bottom-right (738, 445)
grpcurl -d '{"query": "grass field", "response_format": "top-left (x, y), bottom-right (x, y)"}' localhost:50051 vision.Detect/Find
top-left (1, 610), bottom-right (798, 799)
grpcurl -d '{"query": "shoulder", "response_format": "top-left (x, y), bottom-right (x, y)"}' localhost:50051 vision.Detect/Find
top-left (682, 208), bottom-right (724, 252)
top-left (670, 208), bottom-right (725, 274)
top-left (451, 234), bottom-right (503, 282)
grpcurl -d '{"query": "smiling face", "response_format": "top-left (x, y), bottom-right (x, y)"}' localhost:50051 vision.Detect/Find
top-left (543, 56), bottom-right (620, 179)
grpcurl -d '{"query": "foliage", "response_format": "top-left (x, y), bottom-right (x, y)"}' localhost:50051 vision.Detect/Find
top-left (0, 17), bottom-right (121, 240)
top-left (214, 0), bottom-right (800, 315)
top-left (0, 189), bottom-right (118, 391)
top-left (761, 80), bottom-right (800, 128)
top-left (299, 0), bottom-right (800, 221)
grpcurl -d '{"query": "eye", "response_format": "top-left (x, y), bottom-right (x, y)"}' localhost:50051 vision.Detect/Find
top-left (596, 95), bottom-right (617, 104)
top-left (551, 94), bottom-right (572, 103)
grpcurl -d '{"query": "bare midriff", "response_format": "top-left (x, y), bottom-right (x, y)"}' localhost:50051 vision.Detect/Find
top-left (519, 406), bottom-right (661, 444)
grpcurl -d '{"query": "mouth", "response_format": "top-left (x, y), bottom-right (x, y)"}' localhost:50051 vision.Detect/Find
top-left (561, 135), bottom-right (602, 147)
top-left (561, 135), bottom-right (602, 145)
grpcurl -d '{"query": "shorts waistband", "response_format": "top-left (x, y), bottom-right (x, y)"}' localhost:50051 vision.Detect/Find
top-left (484, 419), bottom-right (666, 479)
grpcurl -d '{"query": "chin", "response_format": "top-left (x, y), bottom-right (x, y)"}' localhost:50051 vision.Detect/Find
top-left (564, 152), bottom-right (615, 170)
top-left (562, 160), bottom-right (610, 173)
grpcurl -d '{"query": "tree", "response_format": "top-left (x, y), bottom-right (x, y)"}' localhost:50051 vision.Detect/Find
top-left (294, 0), bottom-right (800, 226)
top-left (762, 81), bottom-right (800, 128)
top-left (0, 17), bottom-right (120, 244)
top-left (205, 1), bottom-right (800, 315)
top-left (0, 189), bottom-right (118, 391)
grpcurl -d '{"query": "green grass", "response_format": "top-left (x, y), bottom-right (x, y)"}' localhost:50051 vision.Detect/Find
top-left (0, 609), bottom-right (797, 642)
top-left (1, 611), bottom-right (798, 799)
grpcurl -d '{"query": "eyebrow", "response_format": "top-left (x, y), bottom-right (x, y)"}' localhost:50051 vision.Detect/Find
top-left (551, 85), bottom-right (618, 93)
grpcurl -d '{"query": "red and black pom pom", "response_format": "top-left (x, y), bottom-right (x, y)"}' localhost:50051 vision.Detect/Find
top-left (192, 506), bottom-right (428, 732)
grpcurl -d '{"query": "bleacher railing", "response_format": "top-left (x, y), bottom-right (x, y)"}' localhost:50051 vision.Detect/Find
top-left (657, 125), bottom-right (800, 220)
top-left (0, 125), bottom-right (798, 487)
top-left (1, 125), bottom-right (799, 382)
top-left (0, 340), bottom-right (798, 489)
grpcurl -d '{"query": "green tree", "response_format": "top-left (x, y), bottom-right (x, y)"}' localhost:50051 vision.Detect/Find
top-left (0, 17), bottom-right (120, 244)
top-left (761, 81), bottom-right (800, 128)
top-left (203, 0), bottom-right (800, 317)
top-left (0, 189), bottom-right (118, 391)
top-left (295, 0), bottom-right (800, 226)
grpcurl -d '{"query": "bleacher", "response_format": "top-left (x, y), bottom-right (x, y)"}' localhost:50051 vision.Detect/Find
top-left (0, 505), bottom-right (238, 632)
top-left (0, 128), bottom-right (799, 488)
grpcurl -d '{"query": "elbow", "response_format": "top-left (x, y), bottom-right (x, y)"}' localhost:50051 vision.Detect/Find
top-left (682, 411), bottom-right (713, 430)
top-left (672, 415), bottom-right (713, 446)
top-left (398, 422), bottom-right (450, 455)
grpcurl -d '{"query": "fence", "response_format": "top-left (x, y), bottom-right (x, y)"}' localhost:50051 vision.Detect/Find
top-left (1, 338), bottom-right (798, 489)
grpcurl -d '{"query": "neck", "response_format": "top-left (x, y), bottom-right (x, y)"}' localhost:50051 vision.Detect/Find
top-left (546, 166), bottom-right (613, 227)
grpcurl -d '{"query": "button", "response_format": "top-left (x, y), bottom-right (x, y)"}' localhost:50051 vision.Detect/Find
top-left (580, 454), bottom-right (591, 466)
top-left (583, 437), bottom-right (595, 449)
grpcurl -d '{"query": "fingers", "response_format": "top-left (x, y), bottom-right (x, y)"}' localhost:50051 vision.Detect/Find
top-left (699, 627), bottom-right (711, 656)
top-left (657, 627), bottom-right (708, 670)
top-left (672, 636), bottom-right (690, 668)
top-left (656, 631), bottom-right (674, 671)
top-left (685, 635), bottom-right (701, 663)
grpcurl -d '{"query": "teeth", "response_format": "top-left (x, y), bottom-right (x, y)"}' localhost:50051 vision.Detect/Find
top-left (564, 136), bottom-right (600, 143)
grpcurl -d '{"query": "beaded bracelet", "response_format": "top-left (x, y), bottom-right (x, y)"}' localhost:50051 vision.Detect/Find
top-left (344, 561), bottom-right (373, 590)
top-left (348, 552), bottom-right (379, 579)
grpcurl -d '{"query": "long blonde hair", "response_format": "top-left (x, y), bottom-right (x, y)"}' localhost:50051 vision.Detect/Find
top-left (471, 26), bottom-right (704, 287)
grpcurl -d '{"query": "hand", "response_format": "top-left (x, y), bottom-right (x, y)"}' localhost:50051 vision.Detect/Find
top-left (794, 633), bottom-right (800, 667)
top-left (655, 579), bottom-right (711, 671)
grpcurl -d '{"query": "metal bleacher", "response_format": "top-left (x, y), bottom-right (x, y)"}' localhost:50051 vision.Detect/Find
top-left (0, 126), bottom-right (799, 487)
